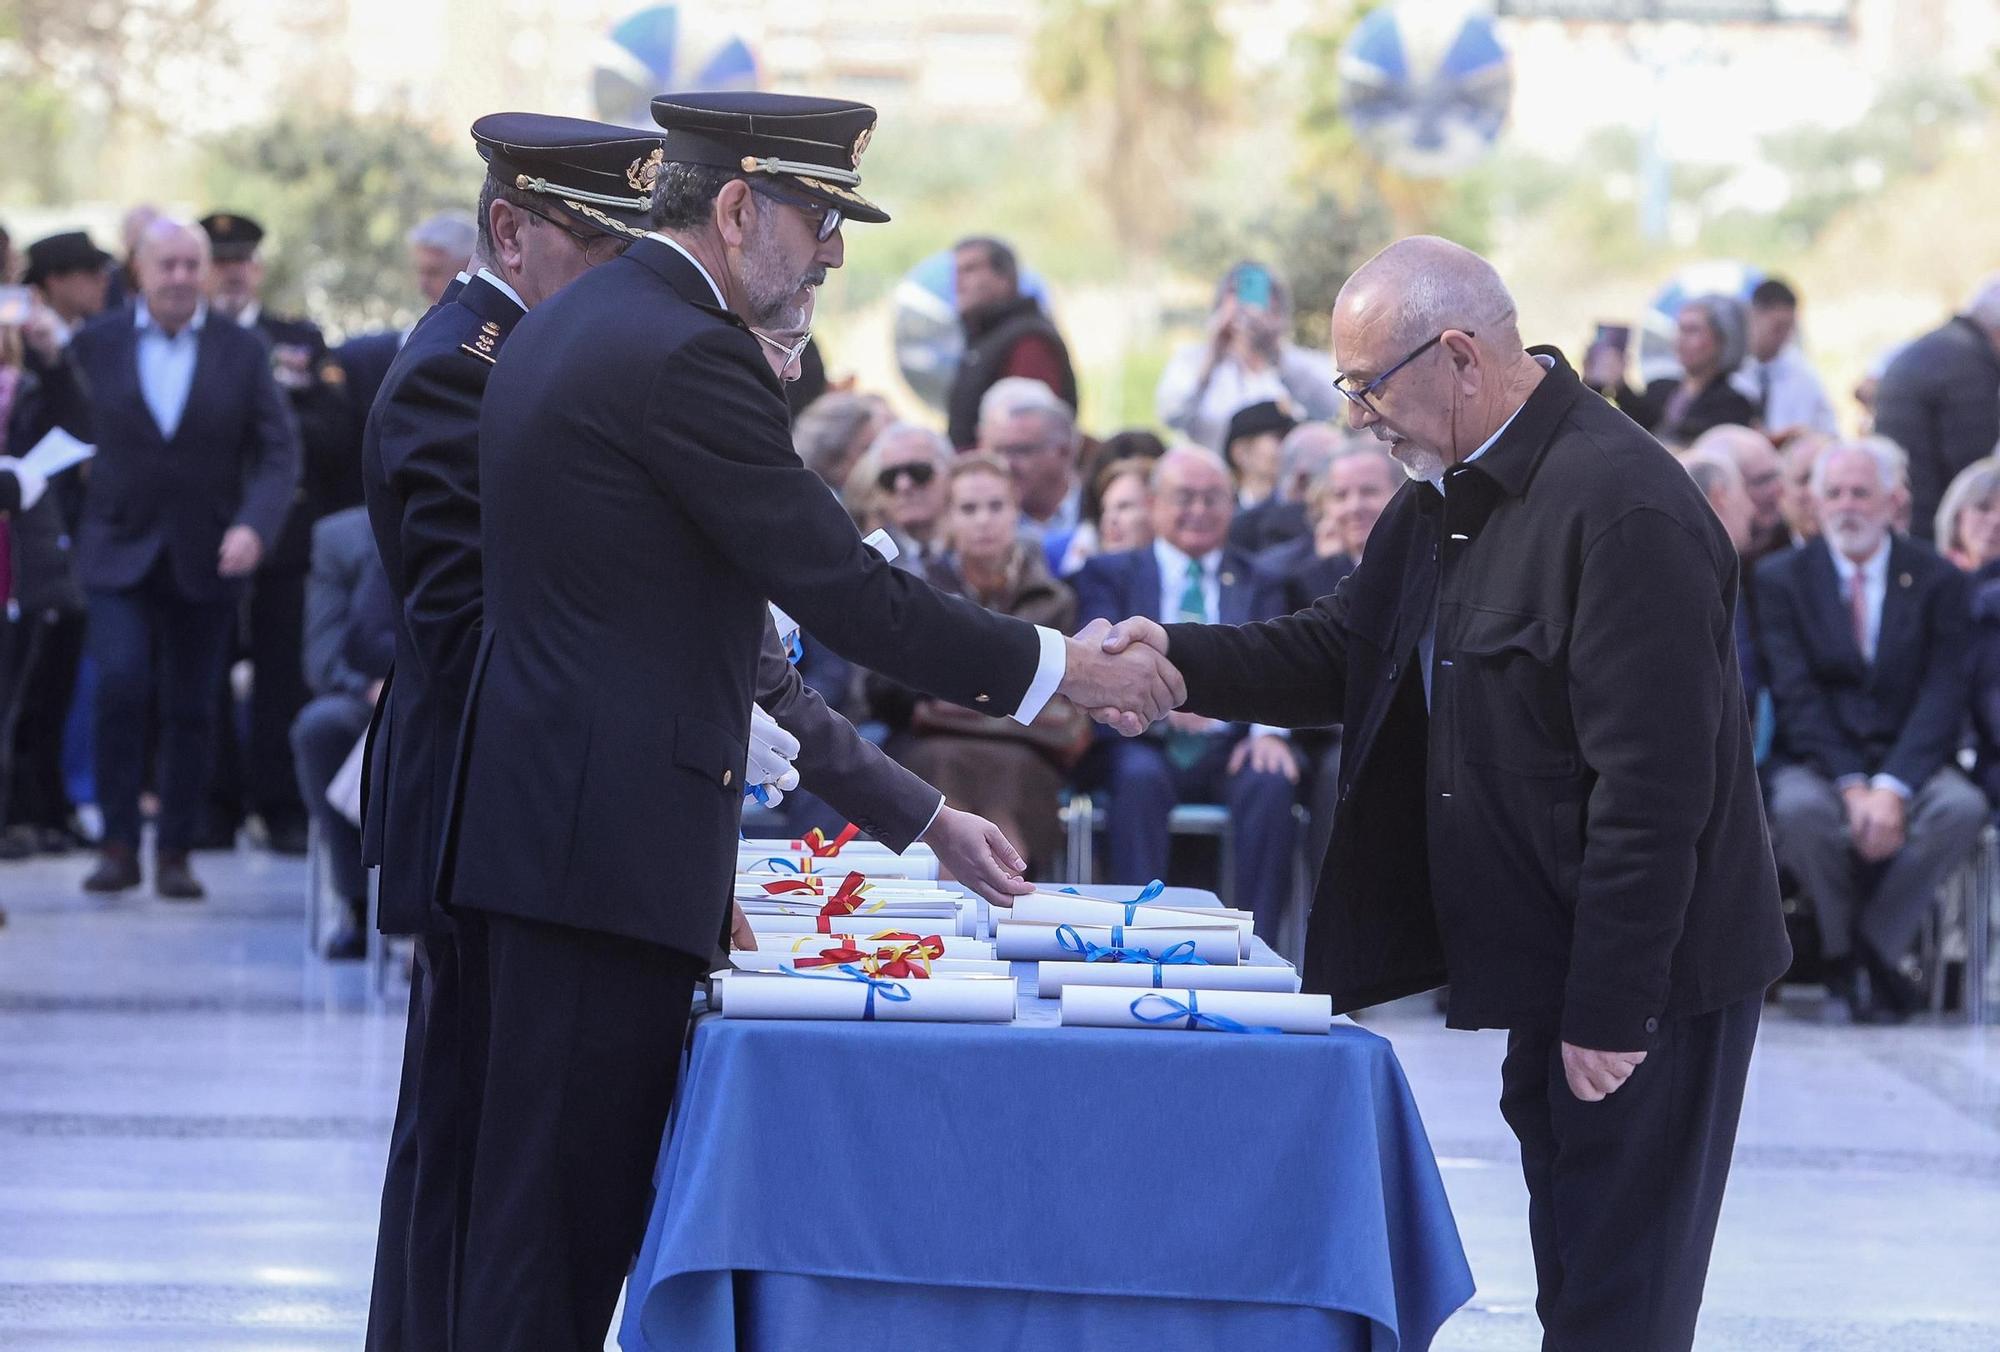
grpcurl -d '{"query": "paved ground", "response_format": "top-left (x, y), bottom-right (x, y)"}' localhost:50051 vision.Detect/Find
top-left (2, 847), bottom-right (1995, 1350)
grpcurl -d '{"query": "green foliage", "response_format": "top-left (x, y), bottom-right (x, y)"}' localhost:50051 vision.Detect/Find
top-left (0, 74), bottom-right (77, 205)
top-left (200, 113), bottom-right (478, 335)
top-left (1170, 189), bottom-right (1394, 346)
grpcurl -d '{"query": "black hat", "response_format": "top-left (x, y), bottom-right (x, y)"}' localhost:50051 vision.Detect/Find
top-left (1225, 400), bottom-right (1298, 448)
top-left (199, 212), bottom-right (266, 262)
top-left (471, 113), bottom-right (665, 242)
top-left (24, 231), bottom-right (112, 286)
top-left (649, 91), bottom-right (889, 225)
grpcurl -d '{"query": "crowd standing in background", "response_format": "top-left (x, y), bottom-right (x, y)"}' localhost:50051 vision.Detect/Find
top-left (0, 200), bottom-right (1997, 1025)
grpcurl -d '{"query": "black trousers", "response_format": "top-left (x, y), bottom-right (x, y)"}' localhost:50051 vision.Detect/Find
top-left (365, 930), bottom-right (464, 1352)
top-left (448, 909), bottom-right (706, 1352)
top-left (1498, 995), bottom-right (1762, 1352)
top-left (9, 608), bottom-right (84, 832)
top-left (246, 565), bottom-right (308, 828)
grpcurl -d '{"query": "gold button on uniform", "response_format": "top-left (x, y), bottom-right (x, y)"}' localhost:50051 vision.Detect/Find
top-left (975, 694), bottom-right (990, 703)
top-left (722, 769), bottom-right (733, 787)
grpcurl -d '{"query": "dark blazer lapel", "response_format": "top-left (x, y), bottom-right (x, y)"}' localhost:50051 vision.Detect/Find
top-left (1218, 548), bottom-right (1257, 625)
top-left (1133, 548), bottom-right (1164, 624)
top-left (1874, 537), bottom-right (1922, 689)
top-left (624, 236), bottom-right (747, 329)
top-left (169, 318), bottom-right (227, 448)
top-left (117, 320), bottom-right (170, 445)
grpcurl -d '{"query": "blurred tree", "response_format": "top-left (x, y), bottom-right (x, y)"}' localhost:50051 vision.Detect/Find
top-left (0, 0), bottom-right (238, 127)
top-left (201, 112), bottom-right (477, 335)
top-left (1170, 188), bottom-right (1392, 347)
top-left (1031, 0), bottom-right (1235, 265)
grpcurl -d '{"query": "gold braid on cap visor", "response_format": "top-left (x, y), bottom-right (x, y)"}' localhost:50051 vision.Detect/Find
top-left (738, 156), bottom-right (864, 188)
top-left (512, 174), bottom-right (652, 212)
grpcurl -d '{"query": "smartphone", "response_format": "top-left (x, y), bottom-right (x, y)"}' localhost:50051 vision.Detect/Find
top-left (1234, 266), bottom-right (1273, 311)
top-left (0, 286), bottom-right (32, 327)
top-left (1591, 323), bottom-right (1630, 360)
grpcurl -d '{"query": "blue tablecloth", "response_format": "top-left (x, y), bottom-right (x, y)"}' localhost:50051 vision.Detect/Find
top-left (619, 887), bottom-right (1473, 1352)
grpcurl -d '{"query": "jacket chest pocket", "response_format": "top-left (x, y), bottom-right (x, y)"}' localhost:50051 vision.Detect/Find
top-left (1452, 609), bottom-right (1579, 778)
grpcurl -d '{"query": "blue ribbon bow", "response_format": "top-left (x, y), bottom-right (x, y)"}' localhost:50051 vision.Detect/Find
top-left (747, 856), bottom-right (801, 874)
top-left (779, 963), bottom-right (913, 1021)
top-left (1055, 924), bottom-right (1209, 969)
top-left (1058, 878), bottom-right (1166, 925)
top-left (1129, 990), bottom-right (1281, 1034)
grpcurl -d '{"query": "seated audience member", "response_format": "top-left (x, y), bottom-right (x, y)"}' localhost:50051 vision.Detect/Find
top-left (1221, 399), bottom-right (1295, 512)
top-left (1778, 431), bottom-right (1833, 547)
top-left (1596, 294), bottom-right (1759, 445)
top-left (1966, 552), bottom-right (2000, 807)
top-left (1257, 439), bottom-right (1399, 866)
top-left (290, 506), bottom-right (394, 959)
top-left (1229, 419), bottom-right (1343, 554)
top-left (1050, 429), bottom-right (1164, 576)
top-left (1730, 277), bottom-right (1840, 438)
top-left (1155, 261), bottom-right (1339, 452)
top-left (1074, 445), bottom-right (1296, 939)
top-left (844, 423), bottom-right (952, 569)
top-left (865, 455), bottom-right (1084, 873)
top-left (1690, 424), bottom-right (1786, 564)
top-left (1758, 437), bottom-right (1985, 1023)
top-left (1933, 456), bottom-right (2000, 576)
top-left (1091, 459), bottom-right (1155, 559)
top-left (1681, 451), bottom-right (1763, 713)
top-left (977, 376), bottom-right (1081, 548)
top-left (1257, 438), bottom-right (1398, 614)
top-left (794, 391), bottom-right (890, 497)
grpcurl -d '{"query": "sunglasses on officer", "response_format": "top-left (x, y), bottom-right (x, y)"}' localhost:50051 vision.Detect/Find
top-left (745, 180), bottom-right (845, 243)
top-left (876, 461), bottom-right (937, 493)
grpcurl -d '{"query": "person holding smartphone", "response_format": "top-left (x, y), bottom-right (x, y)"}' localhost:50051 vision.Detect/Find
top-left (1155, 260), bottom-right (1341, 453)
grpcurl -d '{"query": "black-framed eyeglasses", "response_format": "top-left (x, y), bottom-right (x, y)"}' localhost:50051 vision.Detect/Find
top-left (1335, 331), bottom-right (1473, 413)
top-left (514, 200), bottom-right (632, 257)
top-left (746, 180), bottom-right (844, 243)
top-left (750, 326), bottom-right (812, 379)
top-left (876, 461), bottom-right (937, 493)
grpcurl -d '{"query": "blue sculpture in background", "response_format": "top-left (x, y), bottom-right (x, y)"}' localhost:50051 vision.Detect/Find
top-left (1338, 3), bottom-right (1513, 180)
top-left (592, 5), bottom-right (760, 127)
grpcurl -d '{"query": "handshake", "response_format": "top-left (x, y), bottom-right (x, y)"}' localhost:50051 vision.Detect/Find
top-left (1056, 617), bottom-right (1180, 737)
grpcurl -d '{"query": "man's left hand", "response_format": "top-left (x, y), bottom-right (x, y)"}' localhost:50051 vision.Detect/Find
top-left (1228, 733), bottom-right (1299, 783)
top-left (217, 525), bottom-right (264, 577)
top-left (1561, 1042), bottom-right (1647, 1102)
top-left (921, 804), bottom-right (1032, 908)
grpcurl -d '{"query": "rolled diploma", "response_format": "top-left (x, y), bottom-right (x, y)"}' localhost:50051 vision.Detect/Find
top-left (1060, 985), bottom-right (1331, 1034)
top-left (718, 971), bottom-right (1018, 1022)
top-left (747, 908), bottom-right (973, 938)
top-left (739, 838), bottom-right (937, 860)
top-left (1010, 893), bottom-right (1254, 955)
top-left (758, 932), bottom-right (995, 960)
top-left (731, 953), bottom-right (1011, 979)
top-left (738, 856), bottom-right (940, 881)
top-left (737, 898), bottom-right (963, 917)
top-left (992, 921), bottom-right (1240, 966)
top-left (1036, 960), bottom-right (1301, 997)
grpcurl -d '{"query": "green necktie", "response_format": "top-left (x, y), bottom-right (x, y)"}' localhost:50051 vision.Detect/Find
top-left (1167, 560), bottom-right (1209, 768)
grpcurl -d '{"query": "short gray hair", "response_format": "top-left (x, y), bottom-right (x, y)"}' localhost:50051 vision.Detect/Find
top-left (1682, 294), bottom-right (1749, 376)
top-left (1149, 443), bottom-right (1231, 492)
top-left (793, 392), bottom-right (880, 482)
top-left (1277, 421), bottom-right (1344, 485)
top-left (1936, 454), bottom-right (2000, 549)
top-left (868, 421), bottom-right (952, 466)
top-left (1811, 436), bottom-right (1908, 498)
top-left (407, 212), bottom-right (476, 260)
top-left (977, 376), bottom-right (1074, 441)
top-left (650, 162), bottom-right (736, 232)
top-left (1682, 451), bottom-right (1744, 501)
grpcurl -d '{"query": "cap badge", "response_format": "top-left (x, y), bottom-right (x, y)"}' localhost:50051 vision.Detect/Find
top-left (626, 147), bottom-right (664, 193)
top-left (849, 125), bottom-right (872, 169)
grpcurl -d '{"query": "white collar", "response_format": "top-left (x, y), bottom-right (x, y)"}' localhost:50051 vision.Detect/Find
top-left (1154, 537), bottom-right (1221, 579)
top-left (474, 267), bottom-right (528, 314)
top-left (644, 232), bottom-right (728, 308)
top-left (134, 299), bottom-right (207, 337)
top-left (236, 301), bottom-right (262, 329)
top-left (1830, 537), bottom-right (1891, 584)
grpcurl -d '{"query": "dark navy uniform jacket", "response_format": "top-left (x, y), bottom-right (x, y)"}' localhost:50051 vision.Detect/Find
top-left (444, 238), bottom-right (1044, 958)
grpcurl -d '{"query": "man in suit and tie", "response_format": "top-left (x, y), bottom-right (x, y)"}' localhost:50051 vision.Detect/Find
top-left (335, 213), bottom-right (477, 440)
top-left (1074, 444), bottom-right (1300, 939)
top-left (1759, 437), bottom-right (1987, 1023)
top-left (69, 217), bottom-right (299, 897)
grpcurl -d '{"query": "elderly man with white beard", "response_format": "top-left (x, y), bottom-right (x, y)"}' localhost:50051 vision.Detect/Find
top-left (1758, 437), bottom-right (1986, 1025)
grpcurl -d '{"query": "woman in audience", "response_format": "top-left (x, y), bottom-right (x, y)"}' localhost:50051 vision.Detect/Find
top-left (1094, 459), bottom-right (1154, 556)
top-left (1599, 294), bottom-right (1758, 445)
top-left (867, 455), bottom-right (1087, 873)
top-left (1049, 428), bottom-right (1164, 576)
top-left (1934, 456), bottom-right (2000, 575)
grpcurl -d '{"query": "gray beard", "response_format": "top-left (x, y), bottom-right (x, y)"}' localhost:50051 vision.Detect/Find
top-left (742, 212), bottom-right (822, 330)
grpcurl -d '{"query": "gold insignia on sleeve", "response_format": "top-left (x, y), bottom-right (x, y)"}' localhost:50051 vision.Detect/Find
top-left (626, 147), bottom-right (664, 192)
top-left (850, 126), bottom-right (872, 168)
top-left (460, 319), bottom-right (502, 366)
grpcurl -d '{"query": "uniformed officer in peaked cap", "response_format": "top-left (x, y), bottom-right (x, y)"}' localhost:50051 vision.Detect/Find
top-left (441, 91), bottom-right (1179, 1348)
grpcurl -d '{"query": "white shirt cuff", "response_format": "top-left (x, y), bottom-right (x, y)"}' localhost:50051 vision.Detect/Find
top-left (1870, 773), bottom-right (1913, 800)
top-left (1249, 724), bottom-right (1289, 742)
top-left (915, 793), bottom-right (947, 841)
top-left (1011, 626), bottom-right (1067, 724)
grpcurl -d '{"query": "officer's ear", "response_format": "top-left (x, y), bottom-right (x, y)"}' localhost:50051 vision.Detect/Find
top-left (489, 200), bottom-right (529, 276)
top-left (714, 179), bottom-right (756, 252)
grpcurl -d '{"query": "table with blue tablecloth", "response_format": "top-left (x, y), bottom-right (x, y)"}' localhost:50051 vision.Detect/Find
top-left (619, 885), bottom-right (1473, 1352)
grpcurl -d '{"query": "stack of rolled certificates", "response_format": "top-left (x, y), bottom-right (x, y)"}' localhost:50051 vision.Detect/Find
top-left (1004, 886), bottom-right (1332, 1036)
top-left (736, 829), bottom-right (938, 880)
top-left (734, 869), bottom-right (978, 940)
top-left (718, 910), bottom-right (1013, 1023)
